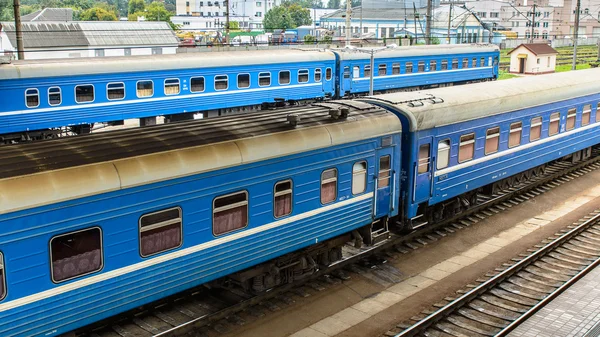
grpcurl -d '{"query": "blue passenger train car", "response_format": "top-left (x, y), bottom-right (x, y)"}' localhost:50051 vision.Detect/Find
top-left (0, 103), bottom-right (401, 336)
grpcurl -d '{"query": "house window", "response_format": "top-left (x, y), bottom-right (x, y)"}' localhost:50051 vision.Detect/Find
top-left (213, 191), bottom-right (249, 236)
top-left (164, 78), bottom-right (180, 95)
top-left (565, 108), bottom-right (576, 130)
top-left (459, 133), bottom-right (475, 162)
top-left (530, 117), bottom-right (542, 141)
top-left (352, 161), bottom-right (367, 195)
top-left (191, 77), bottom-right (205, 92)
top-left (418, 61), bottom-right (425, 72)
top-left (405, 62), bottom-right (413, 73)
top-left (75, 85), bottom-right (94, 103)
top-left (255, 11), bottom-right (262, 17)
top-left (215, 75), bottom-right (228, 90)
top-left (25, 88), bottom-right (39, 108)
top-left (51, 227), bottom-right (103, 283)
top-left (549, 112), bottom-right (560, 135)
top-left (437, 140), bottom-right (450, 169)
top-left (259, 72), bottom-right (271, 86)
top-left (326, 68), bottom-right (332, 80)
top-left (582, 105), bottom-right (591, 126)
top-left (139, 207), bottom-right (182, 257)
top-left (238, 74), bottom-right (250, 88)
top-left (298, 69), bottom-right (309, 83)
top-left (364, 65), bottom-right (371, 77)
top-left (48, 87), bottom-right (61, 106)
top-left (378, 156), bottom-right (391, 187)
top-left (0, 252), bottom-right (5, 301)
top-left (315, 69), bottom-right (322, 82)
top-left (547, 57), bottom-right (551, 67)
top-left (429, 60), bottom-right (436, 71)
top-left (95, 49), bottom-right (105, 57)
top-left (485, 127), bottom-right (500, 155)
top-left (274, 180), bottom-right (293, 218)
top-left (509, 122), bottom-right (522, 147)
top-left (392, 63), bottom-right (400, 75)
top-left (321, 168), bottom-right (337, 204)
top-left (378, 64), bottom-right (387, 76)
top-left (136, 81), bottom-right (154, 98)
top-left (107, 82), bottom-right (125, 100)
top-left (257, 1), bottom-right (262, 6)
top-left (279, 70), bottom-right (291, 85)
top-left (151, 47), bottom-right (162, 55)
top-left (418, 144), bottom-right (430, 173)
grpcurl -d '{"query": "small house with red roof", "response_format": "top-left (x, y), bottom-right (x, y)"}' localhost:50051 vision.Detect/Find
top-left (507, 43), bottom-right (559, 75)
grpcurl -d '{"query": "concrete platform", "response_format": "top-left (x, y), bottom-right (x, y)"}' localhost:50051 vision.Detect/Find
top-left (508, 264), bottom-right (600, 337)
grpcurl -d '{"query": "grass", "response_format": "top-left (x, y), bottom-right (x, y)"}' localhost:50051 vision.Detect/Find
top-left (498, 71), bottom-right (519, 80)
top-left (555, 63), bottom-right (591, 72)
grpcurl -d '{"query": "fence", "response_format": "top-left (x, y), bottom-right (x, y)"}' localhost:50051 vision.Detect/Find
top-left (501, 37), bottom-right (599, 49)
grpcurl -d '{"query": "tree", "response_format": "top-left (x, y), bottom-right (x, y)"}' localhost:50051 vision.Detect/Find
top-left (326, 0), bottom-right (340, 9)
top-left (285, 0), bottom-right (323, 8)
top-left (128, 0), bottom-right (145, 15)
top-left (80, 6), bottom-right (118, 20)
top-left (263, 3), bottom-right (311, 30)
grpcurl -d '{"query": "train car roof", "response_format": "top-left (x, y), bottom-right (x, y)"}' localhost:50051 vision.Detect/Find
top-left (334, 44), bottom-right (499, 61)
top-left (0, 49), bottom-right (336, 80)
top-left (358, 68), bottom-right (600, 132)
top-left (0, 101), bottom-right (401, 215)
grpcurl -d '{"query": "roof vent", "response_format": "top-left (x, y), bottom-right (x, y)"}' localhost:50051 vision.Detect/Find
top-left (428, 97), bottom-right (444, 104)
top-left (287, 114), bottom-right (301, 127)
top-left (407, 101), bottom-right (425, 108)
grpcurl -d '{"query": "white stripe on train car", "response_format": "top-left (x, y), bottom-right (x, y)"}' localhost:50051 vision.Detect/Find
top-left (0, 192), bottom-right (373, 312)
top-left (353, 66), bottom-right (494, 82)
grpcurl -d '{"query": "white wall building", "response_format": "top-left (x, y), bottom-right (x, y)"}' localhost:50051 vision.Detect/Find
top-left (175, 0), bottom-right (281, 29)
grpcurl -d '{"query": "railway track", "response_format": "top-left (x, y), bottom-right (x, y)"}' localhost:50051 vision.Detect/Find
top-left (74, 150), bottom-right (600, 337)
top-left (389, 208), bottom-right (600, 337)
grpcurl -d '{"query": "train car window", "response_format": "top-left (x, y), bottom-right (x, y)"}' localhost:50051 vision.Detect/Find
top-left (530, 117), bottom-right (542, 141)
top-left (378, 64), bottom-right (387, 76)
top-left (215, 75), bottom-right (228, 91)
top-left (279, 71), bottom-right (291, 85)
top-left (582, 105), bottom-right (591, 126)
top-left (237, 74), bottom-right (250, 88)
top-left (343, 66), bottom-right (351, 79)
top-left (441, 60), bottom-right (448, 70)
top-left (509, 122), bottom-right (522, 148)
top-left (488, 57), bottom-right (492, 66)
top-left (190, 77), bottom-right (205, 92)
top-left (48, 87), bottom-right (62, 106)
top-left (50, 227), bottom-right (103, 283)
top-left (364, 65), bottom-right (371, 78)
top-left (136, 81), bottom-right (154, 98)
top-left (452, 58), bottom-right (459, 69)
top-left (258, 72), bottom-right (271, 87)
top-left (418, 144), bottom-right (430, 173)
top-left (462, 58), bottom-right (469, 68)
top-left (392, 63), bottom-right (400, 75)
top-left (107, 83), bottom-right (125, 100)
top-left (566, 109), bottom-right (576, 131)
top-left (597, 103), bottom-right (600, 122)
top-left (75, 85), bottom-right (94, 103)
top-left (429, 60), bottom-right (437, 71)
top-left (326, 68), bottom-right (332, 80)
top-left (214, 191), bottom-right (248, 236)
top-left (321, 168), bottom-right (338, 204)
top-left (437, 140), bottom-right (450, 170)
top-left (0, 252), bottom-right (5, 301)
top-left (139, 207), bottom-right (182, 257)
top-left (315, 69), bottom-right (322, 82)
top-left (481, 57), bottom-right (486, 66)
top-left (164, 78), bottom-right (181, 95)
top-left (25, 88), bottom-right (39, 108)
top-left (378, 156), bottom-right (391, 187)
top-left (352, 66), bottom-right (360, 78)
top-left (549, 112), bottom-right (560, 136)
top-left (472, 58), bottom-right (477, 68)
top-left (417, 61), bottom-right (425, 72)
top-left (485, 127), bottom-right (500, 155)
top-left (405, 62), bottom-right (413, 73)
top-left (458, 133), bottom-right (475, 163)
top-left (274, 180), bottom-right (293, 218)
top-left (298, 69), bottom-right (309, 83)
top-left (352, 161), bottom-right (367, 195)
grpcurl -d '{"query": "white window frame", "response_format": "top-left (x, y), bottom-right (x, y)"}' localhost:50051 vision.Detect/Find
top-left (320, 168), bottom-right (338, 205)
top-left (190, 76), bottom-right (206, 93)
top-left (139, 207), bottom-right (183, 257)
top-left (582, 104), bottom-right (591, 126)
top-left (458, 133), bottom-right (475, 163)
top-left (274, 180), bottom-right (293, 218)
top-left (106, 82), bottom-right (125, 101)
top-left (437, 139), bottom-right (451, 170)
top-left (0, 251), bottom-right (5, 301)
top-left (315, 68), bottom-right (322, 82)
top-left (298, 69), bottom-right (309, 83)
top-left (213, 190), bottom-right (249, 236)
top-left (214, 75), bottom-right (229, 91)
top-left (352, 161), bottom-right (367, 195)
top-left (279, 70), bottom-right (291, 85)
top-left (258, 72), bottom-right (271, 87)
top-left (530, 117), bottom-right (543, 141)
top-left (549, 112), bottom-right (560, 136)
top-left (325, 67), bottom-right (332, 81)
top-left (237, 73), bottom-right (251, 89)
top-left (50, 227), bottom-right (103, 283)
top-left (48, 86), bottom-right (62, 106)
top-left (485, 127), bottom-right (500, 155)
top-left (164, 78), bottom-right (181, 96)
top-left (25, 88), bottom-right (40, 108)
top-left (136, 80), bottom-right (154, 98)
top-left (566, 109), bottom-right (576, 131)
top-left (74, 84), bottom-right (95, 104)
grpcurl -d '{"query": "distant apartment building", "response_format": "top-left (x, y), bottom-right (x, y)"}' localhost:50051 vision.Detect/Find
top-left (175, 0), bottom-right (280, 29)
top-left (500, 4), bottom-right (557, 39)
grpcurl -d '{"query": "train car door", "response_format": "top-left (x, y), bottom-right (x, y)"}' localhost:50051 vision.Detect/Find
top-left (374, 148), bottom-right (393, 219)
top-left (342, 66), bottom-right (352, 95)
top-left (413, 138), bottom-right (433, 203)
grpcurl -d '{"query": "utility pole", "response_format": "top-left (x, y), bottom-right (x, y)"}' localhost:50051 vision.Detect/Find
top-left (359, 0), bottom-right (362, 40)
top-left (345, 0), bottom-right (351, 46)
top-left (447, 3), bottom-right (452, 44)
top-left (572, 0), bottom-right (581, 70)
top-left (530, 3), bottom-right (536, 43)
top-left (12, 0), bottom-right (24, 60)
top-left (413, 3), bottom-right (419, 44)
top-left (225, 0), bottom-right (230, 44)
top-left (425, 0), bottom-right (432, 44)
